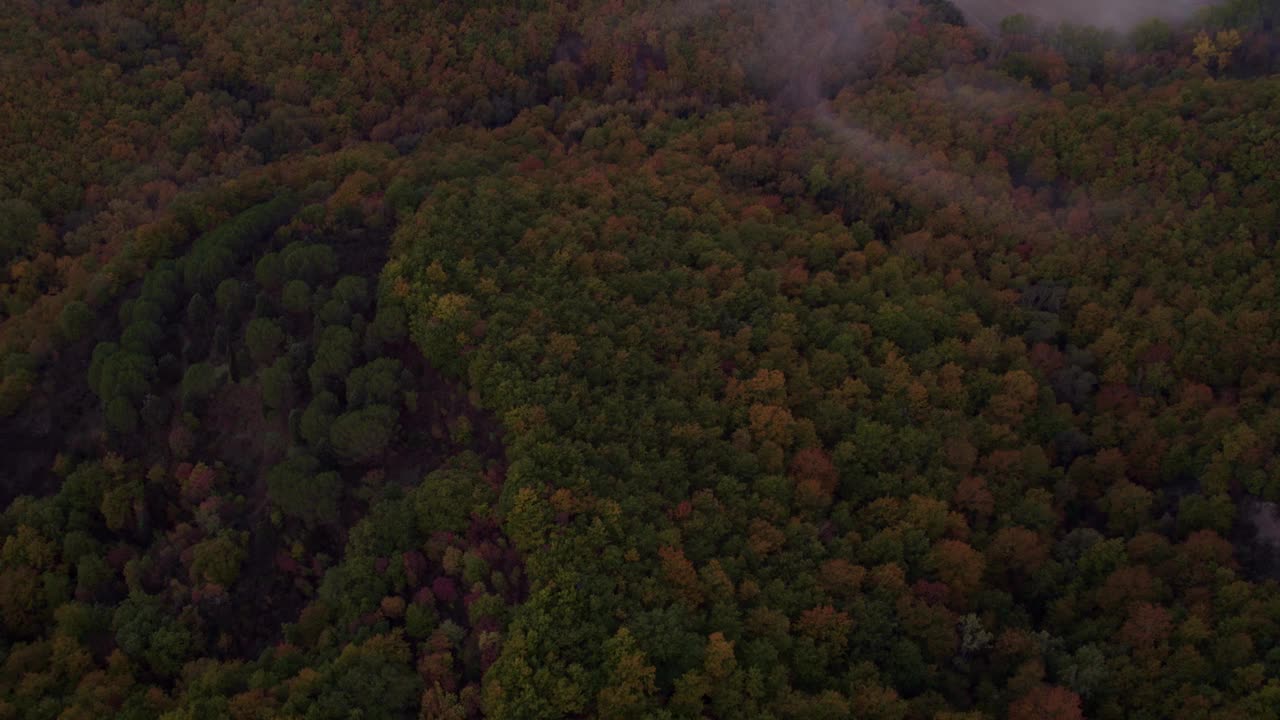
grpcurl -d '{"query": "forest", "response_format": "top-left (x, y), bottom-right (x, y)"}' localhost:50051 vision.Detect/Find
top-left (1, 0), bottom-right (1279, 718)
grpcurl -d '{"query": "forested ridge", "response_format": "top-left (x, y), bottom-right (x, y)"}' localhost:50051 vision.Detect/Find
top-left (2, 1), bottom-right (1280, 718)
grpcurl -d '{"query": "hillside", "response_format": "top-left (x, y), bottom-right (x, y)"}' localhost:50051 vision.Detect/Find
top-left (2, 1), bottom-right (1280, 719)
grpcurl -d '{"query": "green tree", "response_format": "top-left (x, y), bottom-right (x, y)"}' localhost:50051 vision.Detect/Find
top-left (267, 454), bottom-right (341, 525)
top-left (57, 300), bottom-right (94, 343)
top-left (120, 319), bottom-right (164, 355)
top-left (186, 293), bottom-right (211, 330)
top-left (300, 391), bottom-right (340, 449)
top-left (346, 357), bottom-right (404, 408)
top-left (330, 405), bottom-right (398, 464)
top-left (371, 303), bottom-right (408, 344)
top-left (412, 465), bottom-right (496, 535)
top-left (260, 357), bottom-right (296, 411)
top-left (0, 198), bottom-right (40, 263)
top-left (189, 531), bottom-right (246, 586)
top-left (182, 362), bottom-right (221, 405)
top-left (105, 396), bottom-right (140, 434)
top-left (1130, 19), bottom-right (1172, 52)
top-left (255, 252), bottom-right (285, 290)
top-left (282, 242), bottom-right (337, 284)
top-left (303, 632), bottom-right (421, 720)
top-left (244, 316), bottom-right (284, 366)
top-left (215, 278), bottom-right (244, 313)
top-left (183, 242), bottom-right (235, 295)
top-left (112, 593), bottom-right (195, 677)
top-left (282, 279), bottom-right (312, 314)
top-left (333, 275), bottom-right (370, 313)
top-left (308, 325), bottom-right (356, 390)
top-left (90, 346), bottom-right (154, 403)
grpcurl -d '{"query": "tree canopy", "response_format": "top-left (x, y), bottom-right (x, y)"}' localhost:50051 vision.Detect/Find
top-left (2, 1), bottom-right (1280, 718)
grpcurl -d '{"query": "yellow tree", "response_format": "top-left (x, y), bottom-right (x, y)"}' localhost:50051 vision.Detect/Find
top-left (596, 628), bottom-right (658, 720)
top-left (1193, 30), bottom-right (1242, 70)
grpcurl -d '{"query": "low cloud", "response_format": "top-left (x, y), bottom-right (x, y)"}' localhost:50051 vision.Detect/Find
top-left (636, 1), bottom-right (1137, 244)
top-left (630, 0), bottom-right (888, 102)
top-left (951, 0), bottom-right (1214, 33)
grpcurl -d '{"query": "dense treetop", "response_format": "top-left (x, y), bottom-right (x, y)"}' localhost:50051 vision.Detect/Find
top-left (2, 1), bottom-right (1279, 719)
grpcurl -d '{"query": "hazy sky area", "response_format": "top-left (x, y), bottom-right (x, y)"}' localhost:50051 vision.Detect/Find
top-left (952, 0), bottom-right (1215, 31)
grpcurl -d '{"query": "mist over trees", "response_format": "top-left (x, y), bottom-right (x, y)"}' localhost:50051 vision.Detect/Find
top-left (2, 0), bottom-right (1280, 718)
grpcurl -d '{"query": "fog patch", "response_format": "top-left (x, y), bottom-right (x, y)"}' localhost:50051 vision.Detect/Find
top-left (952, 0), bottom-right (1214, 33)
top-left (813, 100), bottom-right (1053, 230)
top-left (1239, 496), bottom-right (1280, 580)
top-left (628, 0), bottom-right (890, 102)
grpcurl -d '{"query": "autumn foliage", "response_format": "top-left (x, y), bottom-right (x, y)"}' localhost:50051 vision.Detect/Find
top-left (3, 0), bottom-right (1280, 718)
